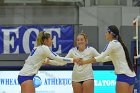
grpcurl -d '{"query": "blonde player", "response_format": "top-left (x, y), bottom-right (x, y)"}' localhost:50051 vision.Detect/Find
top-left (18, 32), bottom-right (79, 93)
top-left (65, 32), bottom-right (100, 93)
top-left (79, 25), bottom-right (136, 93)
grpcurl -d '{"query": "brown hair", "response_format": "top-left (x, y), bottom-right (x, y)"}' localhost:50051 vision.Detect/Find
top-left (78, 32), bottom-right (88, 42)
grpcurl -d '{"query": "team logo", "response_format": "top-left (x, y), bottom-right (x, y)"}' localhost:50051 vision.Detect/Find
top-left (33, 76), bottom-right (42, 88)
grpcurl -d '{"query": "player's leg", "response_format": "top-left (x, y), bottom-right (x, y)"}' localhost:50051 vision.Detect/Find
top-left (129, 85), bottom-right (134, 93)
top-left (116, 81), bottom-right (129, 93)
top-left (18, 75), bottom-right (35, 93)
top-left (21, 80), bottom-right (35, 93)
top-left (116, 81), bottom-right (135, 93)
top-left (72, 81), bottom-right (83, 93)
top-left (116, 74), bottom-right (136, 93)
top-left (82, 79), bottom-right (94, 93)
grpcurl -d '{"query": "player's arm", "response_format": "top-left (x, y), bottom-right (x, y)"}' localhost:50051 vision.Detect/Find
top-left (91, 47), bottom-right (111, 62)
top-left (65, 49), bottom-right (73, 58)
top-left (43, 57), bottom-right (79, 66)
top-left (79, 57), bottom-right (96, 65)
top-left (80, 43), bottom-right (112, 65)
top-left (134, 54), bottom-right (140, 59)
top-left (78, 47), bottom-right (99, 65)
top-left (43, 46), bottom-right (79, 64)
top-left (101, 56), bottom-right (111, 62)
top-left (94, 43), bottom-right (112, 62)
top-left (43, 58), bottom-right (67, 66)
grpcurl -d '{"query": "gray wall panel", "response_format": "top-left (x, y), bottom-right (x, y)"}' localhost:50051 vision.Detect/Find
top-left (97, 6), bottom-right (122, 52)
top-left (79, 7), bottom-right (97, 26)
top-left (79, 26), bottom-right (98, 50)
top-left (120, 26), bottom-right (140, 55)
top-left (0, 54), bottom-right (29, 66)
top-left (122, 7), bottom-right (139, 26)
top-left (120, 26), bottom-right (136, 54)
top-left (0, 6), bottom-right (78, 25)
top-left (24, 6), bottom-right (78, 24)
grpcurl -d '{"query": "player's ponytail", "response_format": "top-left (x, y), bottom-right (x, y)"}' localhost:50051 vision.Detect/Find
top-left (36, 31), bottom-right (50, 46)
top-left (118, 35), bottom-right (134, 72)
top-left (36, 31), bottom-right (44, 46)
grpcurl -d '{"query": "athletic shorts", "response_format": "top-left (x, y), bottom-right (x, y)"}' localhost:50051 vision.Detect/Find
top-left (18, 75), bottom-right (35, 85)
top-left (73, 79), bottom-right (94, 85)
top-left (116, 74), bottom-right (136, 85)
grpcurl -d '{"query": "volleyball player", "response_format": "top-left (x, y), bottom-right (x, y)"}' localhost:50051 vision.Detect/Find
top-left (65, 32), bottom-right (100, 93)
top-left (18, 32), bottom-right (79, 93)
top-left (79, 25), bottom-right (136, 93)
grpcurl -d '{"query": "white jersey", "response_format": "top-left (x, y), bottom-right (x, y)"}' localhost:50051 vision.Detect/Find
top-left (95, 40), bottom-right (136, 77)
top-left (66, 46), bottom-right (100, 82)
top-left (19, 45), bottom-right (73, 76)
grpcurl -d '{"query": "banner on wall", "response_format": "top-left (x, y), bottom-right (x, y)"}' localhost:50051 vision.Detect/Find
top-left (0, 25), bottom-right (74, 54)
top-left (0, 70), bottom-right (116, 93)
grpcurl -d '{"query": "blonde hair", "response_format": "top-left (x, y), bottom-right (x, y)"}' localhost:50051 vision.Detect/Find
top-left (36, 31), bottom-right (50, 46)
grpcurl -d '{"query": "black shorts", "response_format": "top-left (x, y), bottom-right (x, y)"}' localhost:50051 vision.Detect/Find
top-left (74, 79), bottom-right (94, 85)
